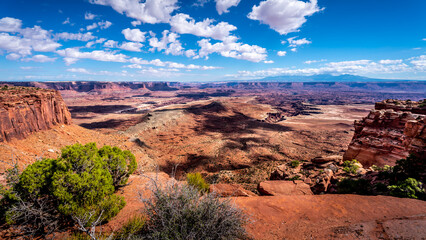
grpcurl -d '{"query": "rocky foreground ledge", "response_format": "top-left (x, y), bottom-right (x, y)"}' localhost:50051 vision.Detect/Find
top-left (0, 86), bottom-right (72, 142)
top-left (106, 174), bottom-right (426, 240)
top-left (344, 99), bottom-right (425, 167)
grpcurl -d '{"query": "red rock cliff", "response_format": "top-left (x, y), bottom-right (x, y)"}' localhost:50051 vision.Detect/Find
top-left (0, 86), bottom-right (72, 142)
top-left (343, 99), bottom-right (425, 167)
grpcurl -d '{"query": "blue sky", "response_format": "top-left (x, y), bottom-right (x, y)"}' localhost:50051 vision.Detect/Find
top-left (0, 0), bottom-right (425, 82)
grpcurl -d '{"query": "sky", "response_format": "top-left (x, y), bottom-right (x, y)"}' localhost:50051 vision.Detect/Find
top-left (0, 0), bottom-right (425, 82)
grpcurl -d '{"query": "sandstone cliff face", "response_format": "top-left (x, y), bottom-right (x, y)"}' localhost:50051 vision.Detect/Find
top-left (0, 87), bottom-right (72, 142)
top-left (344, 99), bottom-right (425, 167)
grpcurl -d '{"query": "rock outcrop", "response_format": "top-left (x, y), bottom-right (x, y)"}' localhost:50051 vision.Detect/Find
top-left (0, 86), bottom-right (72, 142)
top-left (344, 99), bottom-right (425, 167)
top-left (257, 180), bottom-right (313, 196)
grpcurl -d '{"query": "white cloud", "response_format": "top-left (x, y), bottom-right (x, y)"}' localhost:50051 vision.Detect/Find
top-left (86, 20), bottom-right (112, 30)
top-left (197, 38), bottom-right (267, 62)
top-left (170, 13), bottom-right (237, 41)
top-left (56, 32), bottom-right (96, 41)
top-left (56, 47), bottom-right (128, 65)
top-left (85, 12), bottom-right (97, 20)
top-left (410, 55), bottom-right (426, 71)
top-left (126, 57), bottom-right (220, 70)
top-left (277, 51), bottom-right (286, 56)
top-left (6, 53), bottom-right (21, 60)
top-left (148, 30), bottom-right (183, 56)
top-left (264, 60), bottom-right (274, 64)
top-left (20, 66), bottom-right (37, 70)
top-left (86, 23), bottom-right (98, 30)
top-left (228, 59), bottom-right (415, 79)
top-left (0, 33), bottom-right (33, 56)
top-left (22, 54), bottom-right (56, 62)
top-left (185, 49), bottom-right (196, 58)
top-left (67, 68), bottom-right (91, 74)
top-left (248, 0), bottom-right (322, 35)
top-left (119, 41), bottom-right (143, 52)
top-left (104, 40), bottom-right (118, 48)
top-left (85, 38), bottom-right (107, 47)
top-left (287, 37), bottom-right (311, 47)
top-left (215, 0), bottom-right (241, 15)
top-left (0, 17), bottom-right (22, 32)
top-left (290, 48), bottom-right (297, 52)
top-left (122, 28), bottom-right (146, 42)
top-left (89, 0), bottom-right (178, 24)
top-left (131, 20), bottom-right (141, 27)
top-left (62, 18), bottom-right (71, 25)
top-left (423, 38), bottom-right (426, 41)
top-left (379, 59), bottom-right (403, 64)
top-left (99, 20), bottom-right (112, 29)
top-left (304, 59), bottom-right (326, 64)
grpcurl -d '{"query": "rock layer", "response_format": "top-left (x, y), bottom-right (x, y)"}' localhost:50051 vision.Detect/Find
top-left (0, 87), bottom-right (72, 142)
top-left (344, 99), bottom-right (425, 167)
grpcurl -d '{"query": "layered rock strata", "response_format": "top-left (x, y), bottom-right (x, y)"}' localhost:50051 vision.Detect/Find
top-left (0, 87), bottom-right (72, 142)
top-left (344, 99), bottom-right (425, 167)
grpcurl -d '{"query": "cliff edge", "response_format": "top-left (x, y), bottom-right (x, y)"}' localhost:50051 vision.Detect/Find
top-left (0, 86), bottom-right (72, 142)
top-left (344, 99), bottom-right (425, 167)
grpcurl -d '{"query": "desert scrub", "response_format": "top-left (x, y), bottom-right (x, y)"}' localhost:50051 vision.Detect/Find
top-left (343, 160), bottom-right (360, 174)
top-left (290, 160), bottom-right (300, 168)
top-left (186, 172), bottom-right (210, 194)
top-left (0, 143), bottom-right (136, 238)
top-left (113, 215), bottom-right (145, 240)
top-left (138, 178), bottom-right (248, 240)
top-left (388, 178), bottom-right (425, 199)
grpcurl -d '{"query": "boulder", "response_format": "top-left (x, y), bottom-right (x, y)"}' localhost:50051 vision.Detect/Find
top-left (257, 180), bottom-right (313, 196)
top-left (210, 184), bottom-right (256, 197)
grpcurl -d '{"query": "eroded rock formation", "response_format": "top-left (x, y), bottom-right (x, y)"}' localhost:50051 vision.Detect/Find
top-left (344, 99), bottom-right (425, 167)
top-left (0, 86), bottom-right (72, 142)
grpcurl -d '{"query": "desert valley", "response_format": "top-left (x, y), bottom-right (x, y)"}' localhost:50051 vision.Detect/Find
top-left (0, 80), bottom-right (425, 239)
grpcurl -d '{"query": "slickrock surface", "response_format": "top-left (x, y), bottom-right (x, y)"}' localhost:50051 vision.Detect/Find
top-left (210, 183), bottom-right (257, 197)
top-left (344, 99), bottom-right (425, 167)
top-left (235, 194), bottom-right (426, 240)
top-left (0, 87), bottom-right (72, 142)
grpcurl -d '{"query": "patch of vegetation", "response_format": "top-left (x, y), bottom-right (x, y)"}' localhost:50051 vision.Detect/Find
top-left (0, 143), bottom-right (137, 238)
top-left (186, 172), bottom-right (210, 194)
top-left (388, 178), bottom-right (425, 199)
top-left (343, 160), bottom-right (360, 174)
top-left (113, 215), bottom-right (145, 240)
top-left (337, 154), bottom-right (425, 200)
top-left (138, 180), bottom-right (248, 240)
top-left (288, 175), bottom-right (301, 181)
top-left (290, 160), bottom-right (300, 168)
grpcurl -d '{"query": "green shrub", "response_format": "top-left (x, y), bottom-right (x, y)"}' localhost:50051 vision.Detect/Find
top-left (343, 160), bottom-right (360, 174)
top-left (392, 154), bottom-right (425, 182)
top-left (388, 178), bottom-right (425, 200)
top-left (288, 175), bottom-right (301, 181)
top-left (113, 215), bottom-right (145, 240)
top-left (0, 143), bottom-right (136, 238)
top-left (139, 181), bottom-right (247, 240)
top-left (186, 172), bottom-right (210, 194)
top-left (337, 178), bottom-right (373, 195)
top-left (290, 160), bottom-right (300, 168)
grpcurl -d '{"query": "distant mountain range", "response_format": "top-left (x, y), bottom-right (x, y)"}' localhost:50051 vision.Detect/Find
top-left (251, 74), bottom-right (423, 82)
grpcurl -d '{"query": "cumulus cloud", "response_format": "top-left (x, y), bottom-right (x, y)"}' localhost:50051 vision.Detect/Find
top-left (56, 47), bottom-right (128, 65)
top-left (0, 17), bottom-right (22, 32)
top-left (122, 28), bottom-right (146, 42)
top-left (85, 12), bottom-right (97, 20)
top-left (119, 41), bottom-right (143, 52)
top-left (0, 19), bottom-right (61, 58)
top-left (148, 30), bottom-right (183, 56)
top-left (215, 0), bottom-right (241, 15)
top-left (104, 40), bottom-right (118, 48)
top-left (197, 38), bottom-right (267, 62)
top-left (85, 38), bottom-right (107, 47)
top-left (379, 59), bottom-right (403, 64)
top-left (86, 20), bottom-right (112, 30)
top-left (56, 32), bottom-right (96, 41)
top-left (131, 20), bottom-right (141, 27)
top-left (89, 0), bottom-right (178, 24)
top-left (277, 51), bottom-right (286, 56)
top-left (264, 60), bottom-right (274, 64)
top-left (22, 54), bottom-right (56, 62)
top-left (170, 13), bottom-right (237, 41)
top-left (228, 59), bottom-right (415, 79)
top-left (248, 0), bottom-right (322, 35)
top-left (287, 37), bottom-right (311, 47)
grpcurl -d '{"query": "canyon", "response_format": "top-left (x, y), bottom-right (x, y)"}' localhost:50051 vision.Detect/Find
top-left (0, 81), bottom-right (425, 239)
